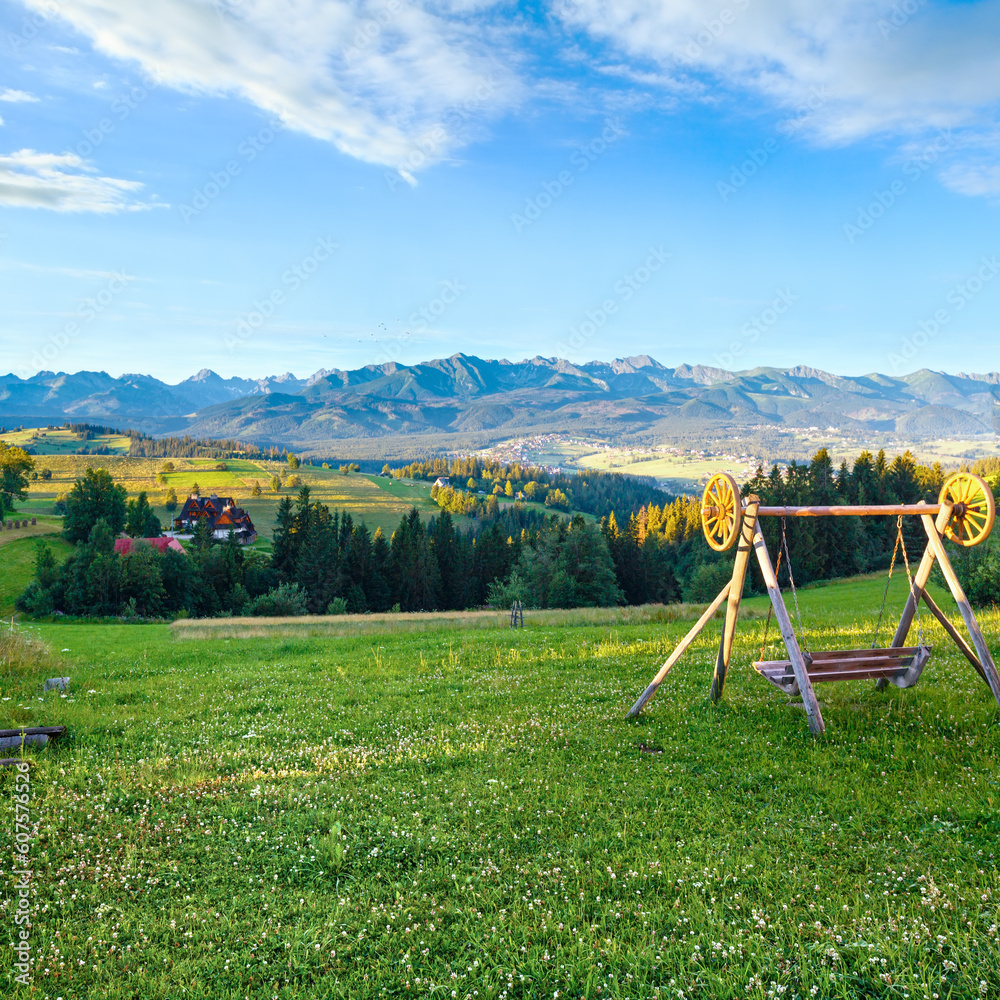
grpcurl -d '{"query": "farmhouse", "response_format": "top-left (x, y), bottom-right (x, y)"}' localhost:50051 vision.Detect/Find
top-left (172, 493), bottom-right (258, 544)
top-left (434, 476), bottom-right (450, 488)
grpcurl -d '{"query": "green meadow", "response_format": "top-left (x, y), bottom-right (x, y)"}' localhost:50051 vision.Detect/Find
top-left (10, 454), bottom-right (450, 539)
top-left (1, 574), bottom-right (998, 998)
top-left (0, 426), bottom-right (131, 455)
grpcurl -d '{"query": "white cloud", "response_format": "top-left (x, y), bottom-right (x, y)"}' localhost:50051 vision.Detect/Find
top-left (0, 89), bottom-right (40, 103)
top-left (0, 149), bottom-right (151, 212)
top-left (25, 0), bottom-right (518, 174)
top-left (17, 1), bottom-right (1000, 197)
top-left (557, 0), bottom-right (1000, 192)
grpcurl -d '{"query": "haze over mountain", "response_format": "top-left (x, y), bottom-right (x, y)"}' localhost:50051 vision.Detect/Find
top-left (2, 355), bottom-right (998, 453)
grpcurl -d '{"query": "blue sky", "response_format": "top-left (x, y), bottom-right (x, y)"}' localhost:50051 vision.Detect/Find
top-left (2, 0), bottom-right (1000, 383)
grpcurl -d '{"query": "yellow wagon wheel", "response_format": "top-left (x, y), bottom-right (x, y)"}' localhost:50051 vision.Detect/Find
top-left (939, 472), bottom-right (995, 547)
top-left (701, 472), bottom-right (743, 552)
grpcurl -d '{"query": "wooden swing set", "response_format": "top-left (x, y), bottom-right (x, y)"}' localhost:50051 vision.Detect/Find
top-left (627, 471), bottom-right (1000, 735)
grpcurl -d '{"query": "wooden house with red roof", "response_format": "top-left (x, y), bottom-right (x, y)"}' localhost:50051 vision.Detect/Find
top-left (172, 493), bottom-right (258, 544)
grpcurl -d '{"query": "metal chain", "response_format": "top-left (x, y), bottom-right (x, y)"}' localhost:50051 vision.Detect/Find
top-left (897, 513), bottom-right (924, 646)
top-left (781, 517), bottom-right (806, 646)
top-left (871, 517), bottom-right (902, 648)
top-left (759, 543), bottom-right (783, 659)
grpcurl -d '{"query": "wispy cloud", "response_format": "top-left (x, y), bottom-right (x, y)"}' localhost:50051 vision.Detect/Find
top-left (0, 149), bottom-right (153, 212)
top-left (16, 0), bottom-right (1000, 199)
top-left (0, 259), bottom-right (144, 279)
top-left (0, 89), bottom-right (40, 103)
top-left (24, 0), bottom-right (519, 175)
top-left (556, 1), bottom-right (1000, 190)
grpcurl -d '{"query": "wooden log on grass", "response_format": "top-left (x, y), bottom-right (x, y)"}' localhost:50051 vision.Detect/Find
top-left (0, 726), bottom-right (67, 739)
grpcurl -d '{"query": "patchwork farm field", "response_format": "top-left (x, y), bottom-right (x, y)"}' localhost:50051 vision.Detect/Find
top-left (12, 455), bottom-right (447, 539)
top-left (2, 575), bottom-right (998, 999)
top-left (0, 426), bottom-right (131, 455)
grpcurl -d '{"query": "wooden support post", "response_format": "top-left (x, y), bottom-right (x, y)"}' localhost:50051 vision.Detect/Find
top-left (710, 498), bottom-right (759, 702)
top-left (919, 513), bottom-right (1000, 711)
top-left (626, 582), bottom-right (731, 718)
top-left (920, 590), bottom-right (989, 684)
top-left (891, 503), bottom-right (952, 649)
top-left (752, 523), bottom-right (825, 735)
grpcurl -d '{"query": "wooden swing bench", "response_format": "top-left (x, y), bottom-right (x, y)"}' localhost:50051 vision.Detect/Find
top-left (754, 645), bottom-right (931, 694)
top-left (626, 471), bottom-right (1000, 736)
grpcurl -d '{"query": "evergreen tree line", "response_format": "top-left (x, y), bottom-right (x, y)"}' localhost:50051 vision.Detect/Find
top-left (269, 487), bottom-right (560, 613)
top-left (599, 448), bottom-right (1000, 607)
top-left (126, 430), bottom-right (265, 460)
top-left (390, 457), bottom-right (667, 519)
top-left (16, 448), bottom-right (1000, 619)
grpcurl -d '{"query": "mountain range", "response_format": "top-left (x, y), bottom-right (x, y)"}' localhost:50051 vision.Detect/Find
top-left (2, 355), bottom-right (998, 453)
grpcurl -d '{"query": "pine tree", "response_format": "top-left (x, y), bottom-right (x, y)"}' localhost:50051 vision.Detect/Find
top-left (125, 491), bottom-right (162, 538)
top-left (63, 467), bottom-right (127, 542)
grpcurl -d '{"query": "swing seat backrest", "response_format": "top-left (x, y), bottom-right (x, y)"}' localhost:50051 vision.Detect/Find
top-left (753, 645), bottom-right (931, 695)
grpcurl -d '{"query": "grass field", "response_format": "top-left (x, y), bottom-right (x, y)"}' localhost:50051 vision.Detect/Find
top-left (0, 514), bottom-right (61, 548)
top-left (11, 455), bottom-right (456, 540)
top-left (1, 574), bottom-right (998, 998)
top-left (0, 533), bottom-right (74, 618)
top-left (575, 451), bottom-right (758, 493)
top-left (170, 603), bottom-right (749, 641)
top-left (11, 453), bottom-right (559, 543)
top-left (0, 426), bottom-right (132, 455)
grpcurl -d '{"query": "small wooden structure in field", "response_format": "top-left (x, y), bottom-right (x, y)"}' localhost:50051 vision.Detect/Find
top-left (627, 472), bottom-right (1000, 735)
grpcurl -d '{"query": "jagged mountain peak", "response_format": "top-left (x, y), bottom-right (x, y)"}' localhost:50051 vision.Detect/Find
top-left (4, 355), bottom-right (1000, 447)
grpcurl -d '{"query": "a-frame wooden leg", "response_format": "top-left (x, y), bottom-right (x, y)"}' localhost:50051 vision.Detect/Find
top-left (626, 582), bottom-right (732, 718)
top-left (710, 500), bottom-right (759, 703)
top-left (891, 503), bottom-right (952, 648)
top-left (919, 513), bottom-right (1000, 712)
top-left (752, 523), bottom-right (825, 735)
